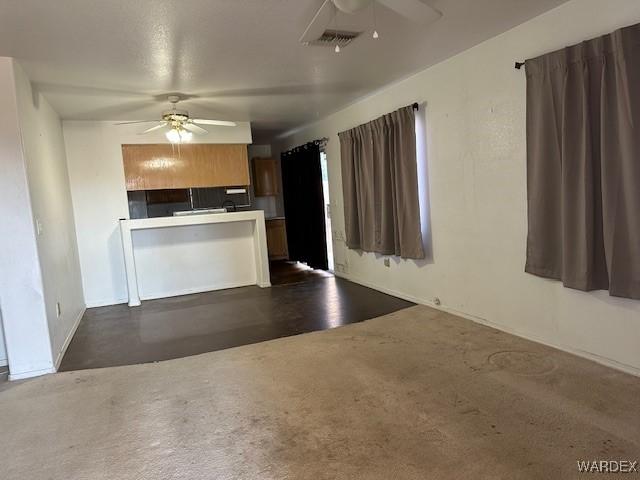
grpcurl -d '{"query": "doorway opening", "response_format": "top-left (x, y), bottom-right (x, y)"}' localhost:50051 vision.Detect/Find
top-left (320, 151), bottom-right (334, 272)
top-left (278, 140), bottom-right (333, 285)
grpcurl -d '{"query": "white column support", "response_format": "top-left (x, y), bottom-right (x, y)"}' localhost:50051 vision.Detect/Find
top-left (119, 219), bottom-right (141, 307)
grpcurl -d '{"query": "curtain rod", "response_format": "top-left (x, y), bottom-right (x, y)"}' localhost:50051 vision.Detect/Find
top-left (412, 102), bottom-right (419, 110)
top-left (515, 61), bottom-right (525, 70)
top-left (282, 137), bottom-right (328, 155)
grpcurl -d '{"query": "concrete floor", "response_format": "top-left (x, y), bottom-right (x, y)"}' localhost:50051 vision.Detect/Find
top-left (1, 305), bottom-right (639, 479)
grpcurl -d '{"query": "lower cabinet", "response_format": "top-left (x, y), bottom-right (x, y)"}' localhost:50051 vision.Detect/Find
top-left (265, 218), bottom-right (288, 260)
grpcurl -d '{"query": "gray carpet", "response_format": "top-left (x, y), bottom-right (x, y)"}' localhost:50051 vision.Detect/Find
top-left (0, 305), bottom-right (638, 479)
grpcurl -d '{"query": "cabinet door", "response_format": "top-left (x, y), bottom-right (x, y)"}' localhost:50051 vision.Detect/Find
top-left (122, 144), bottom-right (250, 190)
top-left (266, 219), bottom-right (288, 260)
top-left (253, 158), bottom-right (279, 196)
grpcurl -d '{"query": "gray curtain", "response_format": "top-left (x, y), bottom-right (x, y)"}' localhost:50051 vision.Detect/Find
top-left (339, 106), bottom-right (424, 259)
top-left (525, 22), bottom-right (640, 300)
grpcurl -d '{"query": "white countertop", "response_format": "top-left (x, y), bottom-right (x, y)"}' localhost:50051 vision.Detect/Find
top-left (120, 210), bottom-right (266, 230)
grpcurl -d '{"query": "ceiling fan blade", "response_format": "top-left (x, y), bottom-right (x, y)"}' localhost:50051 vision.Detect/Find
top-left (114, 120), bottom-right (159, 125)
top-left (299, 0), bottom-right (336, 44)
top-left (192, 119), bottom-right (237, 127)
top-left (332, 0), bottom-right (374, 14)
top-left (377, 0), bottom-right (442, 25)
top-left (139, 122), bottom-right (167, 134)
top-left (183, 122), bottom-right (209, 135)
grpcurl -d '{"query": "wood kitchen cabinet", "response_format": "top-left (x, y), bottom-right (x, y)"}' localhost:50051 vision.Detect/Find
top-left (122, 144), bottom-right (250, 190)
top-left (265, 218), bottom-right (288, 260)
top-left (252, 157), bottom-right (280, 196)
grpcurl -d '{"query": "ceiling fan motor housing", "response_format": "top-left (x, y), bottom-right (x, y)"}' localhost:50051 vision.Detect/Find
top-left (162, 110), bottom-right (190, 123)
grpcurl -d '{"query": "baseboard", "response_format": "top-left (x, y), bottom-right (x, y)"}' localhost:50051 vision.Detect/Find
top-left (139, 280), bottom-right (257, 301)
top-left (54, 307), bottom-right (86, 371)
top-left (85, 298), bottom-right (128, 308)
top-left (88, 283), bottom-right (267, 308)
top-left (9, 366), bottom-right (56, 381)
top-left (335, 272), bottom-right (640, 378)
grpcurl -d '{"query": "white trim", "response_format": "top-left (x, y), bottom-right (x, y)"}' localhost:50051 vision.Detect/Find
top-left (9, 366), bottom-right (55, 381)
top-left (85, 298), bottom-right (128, 308)
top-left (54, 307), bottom-right (86, 370)
top-left (140, 281), bottom-right (259, 302)
top-left (335, 272), bottom-right (640, 378)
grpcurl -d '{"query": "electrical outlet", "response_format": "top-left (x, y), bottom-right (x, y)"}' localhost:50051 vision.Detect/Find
top-left (384, 258), bottom-right (390, 267)
top-left (56, 302), bottom-right (62, 317)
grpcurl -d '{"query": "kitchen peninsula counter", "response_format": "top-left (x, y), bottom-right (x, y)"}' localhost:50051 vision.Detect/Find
top-left (120, 211), bottom-right (270, 306)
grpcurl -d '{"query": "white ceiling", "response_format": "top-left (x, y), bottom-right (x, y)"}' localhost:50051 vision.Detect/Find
top-left (0, 0), bottom-right (567, 141)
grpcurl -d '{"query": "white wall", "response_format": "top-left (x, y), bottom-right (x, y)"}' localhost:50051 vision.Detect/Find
top-left (0, 310), bottom-right (6, 366)
top-left (12, 62), bottom-right (86, 370)
top-left (275, 0), bottom-right (640, 375)
top-left (0, 58), bottom-right (55, 379)
top-left (63, 121), bottom-right (252, 307)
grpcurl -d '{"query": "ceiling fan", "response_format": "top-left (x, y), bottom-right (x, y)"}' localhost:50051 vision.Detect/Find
top-left (115, 95), bottom-right (237, 143)
top-left (300, 0), bottom-right (442, 45)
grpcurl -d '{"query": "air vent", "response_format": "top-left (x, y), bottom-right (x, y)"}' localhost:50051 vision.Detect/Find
top-left (305, 29), bottom-right (361, 48)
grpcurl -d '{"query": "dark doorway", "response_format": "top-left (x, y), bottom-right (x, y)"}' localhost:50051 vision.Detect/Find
top-left (280, 142), bottom-right (329, 270)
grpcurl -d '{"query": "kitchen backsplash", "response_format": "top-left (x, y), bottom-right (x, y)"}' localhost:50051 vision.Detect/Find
top-left (127, 186), bottom-right (251, 219)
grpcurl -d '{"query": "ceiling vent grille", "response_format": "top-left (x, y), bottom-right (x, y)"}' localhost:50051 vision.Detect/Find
top-left (306, 29), bottom-right (361, 47)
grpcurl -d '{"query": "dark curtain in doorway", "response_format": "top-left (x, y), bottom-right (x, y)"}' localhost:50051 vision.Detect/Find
top-left (281, 142), bottom-right (329, 270)
top-left (525, 22), bottom-right (640, 299)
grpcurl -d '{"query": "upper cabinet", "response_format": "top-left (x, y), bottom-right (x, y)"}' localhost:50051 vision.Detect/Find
top-left (122, 144), bottom-right (250, 191)
top-left (252, 157), bottom-right (280, 196)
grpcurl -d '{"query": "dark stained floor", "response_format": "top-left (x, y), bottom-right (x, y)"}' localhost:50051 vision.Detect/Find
top-left (59, 274), bottom-right (414, 371)
top-left (269, 260), bottom-right (334, 285)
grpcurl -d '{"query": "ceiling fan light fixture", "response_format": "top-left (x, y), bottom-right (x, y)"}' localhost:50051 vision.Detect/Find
top-left (372, 29), bottom-right (379, 39)
top-left (165, 127), bottom-right (193, 144)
